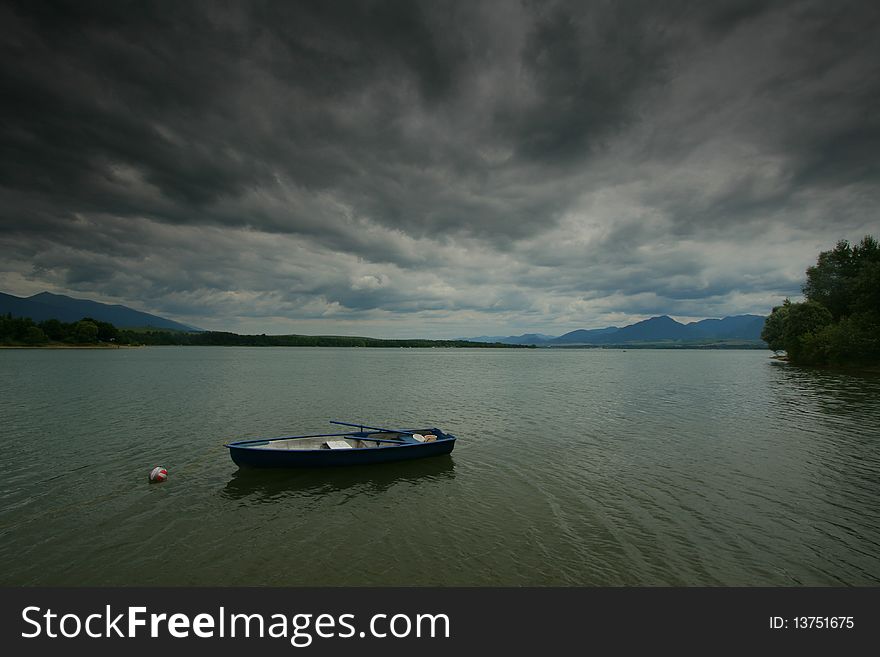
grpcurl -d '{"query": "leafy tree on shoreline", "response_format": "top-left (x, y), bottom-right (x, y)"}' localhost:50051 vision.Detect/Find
top-left (0, 315), bottom-right (123, 346)
top-left (761, 299), bottom-right (790, 353)
top-left (23, 326), bottom-right (49, 345)
top-left (74, 320), bottom-right (99, 343)
top-left (764, 235), bottom-right (880, 367)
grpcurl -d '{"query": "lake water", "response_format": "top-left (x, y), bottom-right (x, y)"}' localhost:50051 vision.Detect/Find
top-left (1, 347), bottom-right (879, 586)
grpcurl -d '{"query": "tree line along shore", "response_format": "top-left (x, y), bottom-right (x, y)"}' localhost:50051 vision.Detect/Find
top-left (0, 316), bottom-right (530, 349)
top-left (761, 235), bottom-right (879, 368)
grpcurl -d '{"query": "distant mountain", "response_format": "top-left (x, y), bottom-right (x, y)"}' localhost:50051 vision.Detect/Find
top-left (683, 315), bottom-right (765, 339)
top-left (552, 315), bottom-right (765, 345)
top-left (551, 326), bottom-right (620, 344)
top-left (0, 291), bottom-right (202, 332)
top-left (463, 315), bottom-right (765, 346)
top-left (464, 333), bottom-right (555, 345)
top-left (555, 315), bottom-right (684, 345)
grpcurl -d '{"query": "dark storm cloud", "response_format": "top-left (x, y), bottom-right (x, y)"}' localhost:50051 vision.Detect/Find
top-left (1, 0), bottom-right (879, 336)
top-left (1, 0), bottom-right (685, 239)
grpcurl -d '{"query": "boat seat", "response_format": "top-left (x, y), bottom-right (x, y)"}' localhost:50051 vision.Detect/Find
top-left (325, 440), bottom-right (353, 450)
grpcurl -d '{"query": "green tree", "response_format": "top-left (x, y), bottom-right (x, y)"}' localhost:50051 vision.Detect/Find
top-left (82, 317), bottom-right (120, 342)
top-left (761, 299), bottom-right (790, 352)
top-left (813, 314), bottom-right (880, 365)
top-left (803, 235), bottom-right (880, 320)
top-left (74, 320), bottom-right (99, 343)
top-left (0, 314), bottom-right (11, 342)
top-left (23, 326), bottom-right (49, 345)
top-left (764, 234), bottom-right (879, 366)
top-left (852, 259), bottom-right (880, 315)
top-left (782, 301), bottom-right (833, 363)
top-left (39, 318), bottom-right (67, 341)
top-left (803, 240), bottom-right (856, 320)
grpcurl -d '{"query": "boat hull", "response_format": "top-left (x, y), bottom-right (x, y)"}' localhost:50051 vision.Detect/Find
top-left (225, 431), bottom-right (456, 468)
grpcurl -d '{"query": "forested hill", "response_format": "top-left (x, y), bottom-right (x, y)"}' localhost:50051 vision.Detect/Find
top-left (0, 291), bottom-right (200, 331)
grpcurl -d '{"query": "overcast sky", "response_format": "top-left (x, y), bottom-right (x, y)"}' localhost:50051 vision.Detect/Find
top-left (1, 1), bottom-right (878, 337)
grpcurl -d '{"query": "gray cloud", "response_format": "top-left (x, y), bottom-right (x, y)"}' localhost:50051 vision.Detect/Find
top-left (1, 0), bottom-right (878, 337)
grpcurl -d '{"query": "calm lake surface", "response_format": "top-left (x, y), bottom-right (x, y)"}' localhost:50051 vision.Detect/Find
top-left (1, 347), bottom-right (879, 586)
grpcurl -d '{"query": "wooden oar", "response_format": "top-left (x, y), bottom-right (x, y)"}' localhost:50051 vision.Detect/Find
top-left (329, 420), bottom-right (421, 438)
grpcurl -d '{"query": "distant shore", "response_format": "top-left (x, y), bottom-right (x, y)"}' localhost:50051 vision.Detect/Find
top-left (0, 344), bottom-right (143, 349)
top-left (0, 342), bottom-right (520, 349)
top-left (0, 342), bottom-right (771, 350)
top-left (2, 314), bottom-right (768, 350)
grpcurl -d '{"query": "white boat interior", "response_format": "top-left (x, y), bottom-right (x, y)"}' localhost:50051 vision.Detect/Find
top-left (251, 431), bottom-right (437, 450)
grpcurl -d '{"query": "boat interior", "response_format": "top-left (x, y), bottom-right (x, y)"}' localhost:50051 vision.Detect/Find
top-left (252, 431), bottom-right (439, 450)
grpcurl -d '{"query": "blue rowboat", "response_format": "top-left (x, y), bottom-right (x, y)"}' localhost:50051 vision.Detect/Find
top-left (224, 420), bottom-right (457, 468)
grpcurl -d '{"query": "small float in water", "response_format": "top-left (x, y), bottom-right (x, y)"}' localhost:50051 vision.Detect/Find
top-left (149, 466), bottom-right (168, 483)
top-left (224, 420), bottom-right (457, 468)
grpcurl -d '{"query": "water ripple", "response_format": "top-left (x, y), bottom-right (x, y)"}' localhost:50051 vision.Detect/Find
top-left (1, 348), bottom-right (879, 585)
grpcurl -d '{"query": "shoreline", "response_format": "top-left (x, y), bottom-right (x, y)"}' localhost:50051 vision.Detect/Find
top-left (4, 343), bottom-right (771, 351)
top-left (0, 344), bottom-right (143, 349)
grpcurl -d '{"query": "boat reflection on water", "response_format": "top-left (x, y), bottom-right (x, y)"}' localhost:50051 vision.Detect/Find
top-left (221, 454), bottom-right (456, 503)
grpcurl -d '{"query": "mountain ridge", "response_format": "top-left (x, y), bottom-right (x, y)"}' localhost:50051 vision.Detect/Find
top-left (464, 314), bottom-right (766, 345)
top-left (3, 290), bottom-right (766, 344)
top-left (0, 291), bottom-right (201, 332)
